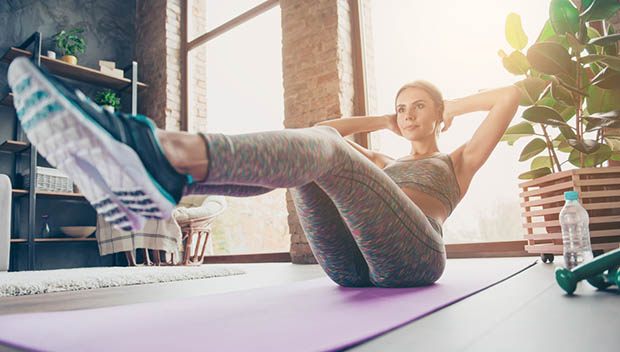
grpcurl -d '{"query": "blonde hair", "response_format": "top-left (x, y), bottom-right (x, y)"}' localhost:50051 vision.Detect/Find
top-left (394, 80), bottom-right (444, 137)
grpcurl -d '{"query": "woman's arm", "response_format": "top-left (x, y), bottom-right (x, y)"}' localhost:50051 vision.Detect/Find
top-left (315, 114), bottom-right (399, 168)
top-left (315, 114), bottom-right (399, 137)
top-left (446, 85), bottom-right (522, 177)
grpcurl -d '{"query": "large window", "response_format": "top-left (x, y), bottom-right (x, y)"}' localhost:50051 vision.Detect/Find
top-left (369, 0), bottom-right (548, 243)
top-left (187, 1), bottom-right (289, 255)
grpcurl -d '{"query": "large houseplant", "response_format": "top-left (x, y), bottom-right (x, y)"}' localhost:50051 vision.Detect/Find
top-left (500, 0), bottom-right (620, 180)
top-left (499, 0), bottom-right (620, 260)
top-left (52, 29), bottom-right (86, 65)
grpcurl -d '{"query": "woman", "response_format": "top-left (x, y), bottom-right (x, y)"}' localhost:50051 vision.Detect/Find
top-left (7, 57), bottom-right (521, 288)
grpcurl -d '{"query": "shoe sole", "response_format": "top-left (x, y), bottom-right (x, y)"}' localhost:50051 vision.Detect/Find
top-left (8, 57), bottom-right (175, 231)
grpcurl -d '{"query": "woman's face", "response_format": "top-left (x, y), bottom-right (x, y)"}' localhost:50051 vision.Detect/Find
top-left (395, 88), bottom-right (441, 140)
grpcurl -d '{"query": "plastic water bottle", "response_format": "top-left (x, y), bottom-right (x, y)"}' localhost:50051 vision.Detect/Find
top-left (40, 215), bottom-right (51, 238)
top-left (559, 191), bottom-right (593, 269)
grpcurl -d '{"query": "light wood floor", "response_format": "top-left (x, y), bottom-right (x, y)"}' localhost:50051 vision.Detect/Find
top-left (0, 257), bottom-right (618, 351)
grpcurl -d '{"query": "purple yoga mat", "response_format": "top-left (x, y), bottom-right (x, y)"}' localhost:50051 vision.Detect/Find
top-left (0, 259), bottom-right (536, 351)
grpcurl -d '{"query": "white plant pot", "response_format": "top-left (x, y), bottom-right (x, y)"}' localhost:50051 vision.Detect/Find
top-left (102, 105), bottom-right (115, 113)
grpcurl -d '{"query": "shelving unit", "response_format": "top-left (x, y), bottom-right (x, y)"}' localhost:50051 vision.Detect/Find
top-left (1, 31), bottom-right (148, 270)
top-left (11, 189), bottom-right (86, 199)
top-left (1, 48), bottom-right (148, 92)
top-left (0, 140), bottom-right (29, 153)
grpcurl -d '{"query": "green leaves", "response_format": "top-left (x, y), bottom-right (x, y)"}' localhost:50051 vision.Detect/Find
top-left (565, 33), bottom-right (585, 53)
top-left (522, 106), bottom-right (568, 126)
top-left (502, 51), bottom-right (531, 75)
top-left (568, 143), bottom-right (611, 167)
top-left (506, 13), bottom-right (528, 50)
top-left (605, 137), bottom-right (620, 151)
top-left (535, 20), bottom-right (557, 44)
top-left (518, 167), bottom-right (552, 180)
top-left (531, 156), bottom-right (552, 169)
top-left (584, 110), bottom-right (620, 131)
top-left (501, 121), bottom-right (536, 145)
top-left (567, 138), bottom-right (601, 153)
top-left (515, 77), bottom-right (546, 105)
top-left (52, 28), bottom-right (86, 57)
top-left (549, 0), bottom-right (579, 35)
top-left (588, 33), bottom-right (620, 47)
top-left (581, 54), bottom-right (620, 72)
top-left (499, 2), bottom-right (620, 180)
top-left (559, 126), bottom-right (577, 140)
top-left (554, 133), bottom-right (573, 152)
top-left (519, 138), bottom-right (548, 161)
top-left (586, 85), bottom-right (620, 113)
top-left (95, 89), bottom-right (121, 110)
top-left (591, 67), bottom-right (620, 89)
top-left (551, 79), bottom-right (575, 105)
top-left (580, 0), bottom-right (620, 21)
top-left (527, 42), bottom-right (573, 75)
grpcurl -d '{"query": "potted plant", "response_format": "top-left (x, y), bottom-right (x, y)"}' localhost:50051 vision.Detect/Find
top-left (498, 0), bottom-right (620, 259)
top-left (95, 89), bottom-right (120, 113)
top-left (51, 29), bottom-right (86, 65)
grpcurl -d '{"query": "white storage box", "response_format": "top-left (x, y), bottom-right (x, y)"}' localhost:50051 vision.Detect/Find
top-left (22, 166), bottom-right (74, 193)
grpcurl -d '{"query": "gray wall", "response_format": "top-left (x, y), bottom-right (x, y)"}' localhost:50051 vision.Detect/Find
top-left (0, 0), bottom-right (136, 80)
top-left (0, 0), bottom-right (137, 270)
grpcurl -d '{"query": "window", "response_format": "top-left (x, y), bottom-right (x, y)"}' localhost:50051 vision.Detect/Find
top-left (187, 1), bottom-right (288, 255)
top-left (369, 0), bottom-right (548, 244)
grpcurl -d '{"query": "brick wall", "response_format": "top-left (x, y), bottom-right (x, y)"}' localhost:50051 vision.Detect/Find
top-left (281, 0), bottom-right (375, 264)
top-left (136, 0), bottom-right (206, 131)
top-left (136, 0), bottom-right (168, 128)
top-left (188, 1), bottom-right (208, 133)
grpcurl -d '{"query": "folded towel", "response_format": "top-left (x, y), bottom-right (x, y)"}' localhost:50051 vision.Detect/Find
top-left (95, 215), bottom-right (182, 257)
top-left (0, 174), bottom-right (11, 272)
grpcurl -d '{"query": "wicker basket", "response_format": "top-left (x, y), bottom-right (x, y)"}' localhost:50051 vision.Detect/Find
top-left (22, 166), bottom-right (73, 193)
top-left (519, 166), bottom-right (620, 256)
top-left (145, 216), bottom-right (213, 266)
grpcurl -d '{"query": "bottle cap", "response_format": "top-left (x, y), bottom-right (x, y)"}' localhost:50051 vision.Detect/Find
top-left (564, 191), bottom-right (578, 201)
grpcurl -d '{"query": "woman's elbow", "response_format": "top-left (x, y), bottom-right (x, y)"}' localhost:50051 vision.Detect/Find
top-left (508, 85), bottom-right (522, 104)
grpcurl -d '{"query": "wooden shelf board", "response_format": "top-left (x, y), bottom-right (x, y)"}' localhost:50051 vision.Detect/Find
top-left (11, 189), bottom-right (85, 199)
top-left (0, 140), bottom-right (29, 153)
top-left (11, 189), bottom-right (28, 197)
top-left (35, 238), bottom-right (97, 242)
top-left (36, 190), bottom-right (85, 198)
top-left (1, 92), bottom-right (13, 107)
top-left (11, 237), bottom-right (96, 243)
top-left (1, 48), bottom-right (148, 92)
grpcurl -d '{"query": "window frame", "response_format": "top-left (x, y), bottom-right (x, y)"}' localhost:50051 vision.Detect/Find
top-left (181, 0), bottom-right (527, 264)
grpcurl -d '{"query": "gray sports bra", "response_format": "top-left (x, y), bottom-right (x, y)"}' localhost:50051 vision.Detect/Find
top-left (382, 153), bottom-right (461, 216)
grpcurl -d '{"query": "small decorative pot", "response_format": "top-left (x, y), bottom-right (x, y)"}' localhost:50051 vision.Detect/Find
top-left (102, 105), bottom-right (115, 113)
top-left (61, 55), bottom-right (77, 65)
top-left (46, 50), bottom-right (56, 59)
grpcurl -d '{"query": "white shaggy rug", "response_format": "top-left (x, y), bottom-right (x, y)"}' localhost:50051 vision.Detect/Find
top-left (0, 265), bottom-right (246, 297)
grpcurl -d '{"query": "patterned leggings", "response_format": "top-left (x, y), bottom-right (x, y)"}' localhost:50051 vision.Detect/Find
top-left (184, 126), bottom-right (446, 287)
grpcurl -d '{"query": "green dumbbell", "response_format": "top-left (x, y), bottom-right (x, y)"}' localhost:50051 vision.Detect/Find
top-left (586, 264), bottom-right (619, 289)
top-left (555, 247), bottom-right (620, 295)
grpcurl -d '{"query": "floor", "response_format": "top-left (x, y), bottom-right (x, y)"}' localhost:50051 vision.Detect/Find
top-left (0, 257), bottom-right (618, 351)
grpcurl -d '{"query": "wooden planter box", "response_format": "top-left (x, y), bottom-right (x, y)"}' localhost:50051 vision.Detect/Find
top-left (519, 166), bottom-right (620, 256)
